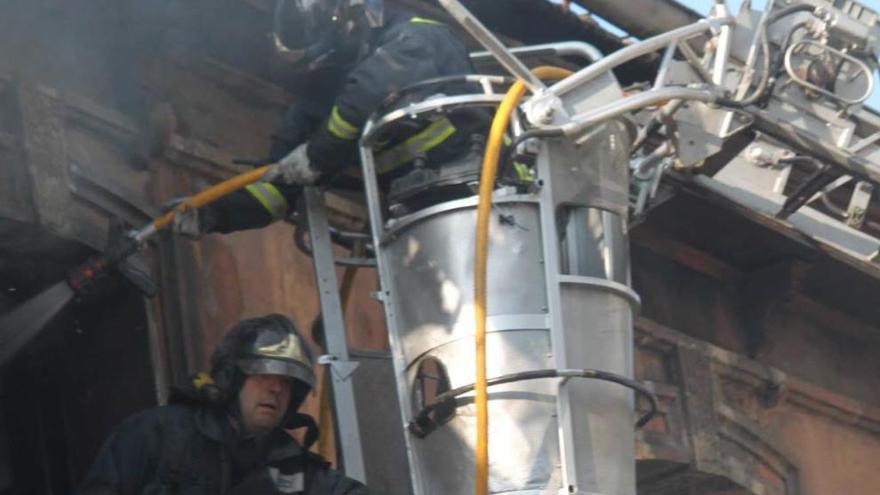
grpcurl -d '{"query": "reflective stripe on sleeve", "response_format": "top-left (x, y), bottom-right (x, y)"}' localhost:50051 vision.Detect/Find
top-left (245, 182), bottom-right (289, 220)
top-left (513, 161), bottom-right (534, 182)
top-left (327, 106), bottom-right (360, 140)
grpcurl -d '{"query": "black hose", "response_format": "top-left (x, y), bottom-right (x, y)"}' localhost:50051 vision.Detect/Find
top-left (408, 368), bottom-right (659, 438)
top-left (773, 21), bottom-right (811, 74)
top-left (776, 155), bottom-right (836, 219)
top-left (766, 3), bottom-right (815, 24)
top-left (294, 224), bottom-right (313, 256)
top-left (720, 3), bottom-right (817, 108)
top-left (292, 221), bottom-right (376, 267)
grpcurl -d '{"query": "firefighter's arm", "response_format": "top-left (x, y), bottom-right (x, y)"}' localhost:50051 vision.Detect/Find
top-left (307, 26), bottom-right (443, 176)
top-left (75, 414), bottom-right (155, 495)
top-left (200, 181), bottom-right (300, 234)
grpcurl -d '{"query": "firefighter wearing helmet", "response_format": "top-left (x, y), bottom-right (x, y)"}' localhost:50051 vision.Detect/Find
top-left (77, 314), bottom-right (377, 494)
top-left (172, 0), bottom-right (489, 237)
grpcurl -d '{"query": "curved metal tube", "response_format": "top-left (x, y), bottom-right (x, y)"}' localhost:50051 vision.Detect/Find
top-left (378, 74), bottom-right (513, 114)
top-left (564, 87), bottom-right (721, 140)
top-left (361, 94), bottom-right (506, 145)
top-left (471, 41), bottom-right (603, 65)
top-left (407, 368), bottom-right (659, 438)
top-left (547, 17), bottom-right (735, 98)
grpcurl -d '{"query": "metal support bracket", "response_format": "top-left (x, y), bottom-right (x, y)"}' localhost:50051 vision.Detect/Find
top-left (302, 186), bottom-right (367, 482)
top-left (846, 181), bottom-right (874, 228)
top-left (318, 354), bottom-right (361, 381)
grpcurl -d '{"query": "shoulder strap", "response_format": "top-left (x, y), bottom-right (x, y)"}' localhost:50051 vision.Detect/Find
top-left (286, 412), bottom-right (320, 451)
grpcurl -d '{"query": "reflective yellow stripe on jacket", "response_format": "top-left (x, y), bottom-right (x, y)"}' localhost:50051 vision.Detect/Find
top-left (245, 182), bottom-right (289, 219)
top-left (410, 17), bottom-right (443, 25)
top-left (503, 134), bottom-right (534, 182)
top-left (513, 162), bottom-right (534, 182)
top-left (375, 117), bottom-right (457, 173)
top-left (327, 106), bottom-right (360, 141)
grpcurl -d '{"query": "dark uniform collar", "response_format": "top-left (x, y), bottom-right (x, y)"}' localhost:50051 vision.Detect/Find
top-left (194, 407), bottom-right (228, 442)
top-left (194, 406), bottom-right (307, 461)
top-left (266, 429), bottom-right (307, 462)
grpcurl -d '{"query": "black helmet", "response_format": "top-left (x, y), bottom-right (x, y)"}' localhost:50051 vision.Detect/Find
top-left (271, 0), bottom-right (384, 70)
top-left (209, 314), bottom-right (316, 422)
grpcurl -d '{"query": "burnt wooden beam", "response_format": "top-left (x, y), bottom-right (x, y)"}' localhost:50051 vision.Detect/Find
top-left (671, 175), bottom-right (880, 282)
top-left (737, 259), bottom-right (809, 358)
top-left (633, 225), bottom-right (880, 350)
top-left (632, 226), bottom-right (743, 283)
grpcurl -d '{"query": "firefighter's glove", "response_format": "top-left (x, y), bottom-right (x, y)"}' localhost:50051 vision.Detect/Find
top-left (162, 198), bottom-right (206, 240)
top-left (265, 143), bottom-right (321, 185)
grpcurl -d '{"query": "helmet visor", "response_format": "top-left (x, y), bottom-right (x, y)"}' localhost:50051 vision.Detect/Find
top-left (237, 323), bottom-right (316, 387)
top-left (237, 357), bottom-right (316, 388)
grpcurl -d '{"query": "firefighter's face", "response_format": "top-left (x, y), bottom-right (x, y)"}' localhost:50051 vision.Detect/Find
top-left (238, 374), bottom-right (292, 433)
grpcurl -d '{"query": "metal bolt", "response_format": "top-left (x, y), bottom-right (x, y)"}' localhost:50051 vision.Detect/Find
top-left (747, 146), bottom-right (764, 160)
top-left (747, 146), bottom-right (776, 166)
top-left (539, 105), bottom-right (555, 124)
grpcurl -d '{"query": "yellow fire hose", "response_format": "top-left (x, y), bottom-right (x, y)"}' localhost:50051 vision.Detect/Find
top-left (65, 164), bottom-right (273, 297)
top-left (474, 66), bottom-right (572, 495)
top-left (133, 165), bottom-right (272, 242)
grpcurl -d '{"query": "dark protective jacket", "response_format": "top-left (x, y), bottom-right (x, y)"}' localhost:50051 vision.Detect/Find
top-left (206, 9), bottom-right (482, 233)
top-left (75, 404), bottom-right (371, 495)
